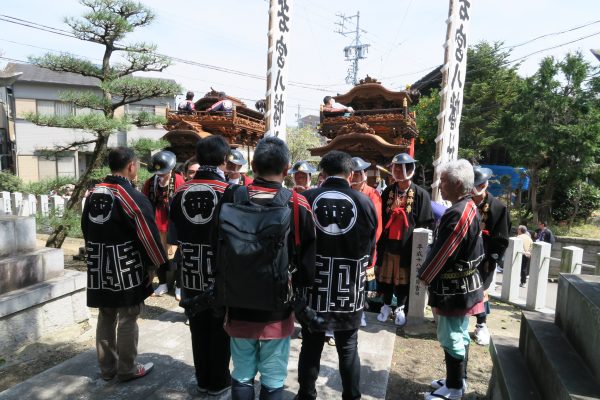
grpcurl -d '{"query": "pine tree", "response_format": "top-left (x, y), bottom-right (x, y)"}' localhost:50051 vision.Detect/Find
top-left (26, 0), bottom-right (181, 247)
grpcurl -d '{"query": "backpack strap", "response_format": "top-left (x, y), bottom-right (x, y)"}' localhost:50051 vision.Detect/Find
top-left (270, 187), bottom-right (293, 207)
top-left (232, 185), bottom-right (250, 204)
top-left (292, 190), bottom-right (301, 248)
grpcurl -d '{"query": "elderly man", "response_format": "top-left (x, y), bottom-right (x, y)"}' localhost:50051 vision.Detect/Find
top-left (418, 159), bottom-right (484, 400)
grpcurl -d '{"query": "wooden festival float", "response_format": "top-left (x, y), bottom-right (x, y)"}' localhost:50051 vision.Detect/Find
top-left (163, 89), bottom-right (265, 160)
top-left (311, 76), bottom-right (420, 187)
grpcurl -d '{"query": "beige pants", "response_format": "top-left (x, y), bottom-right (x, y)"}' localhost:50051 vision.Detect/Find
top-left (96, 303), bottom-right (142, 379)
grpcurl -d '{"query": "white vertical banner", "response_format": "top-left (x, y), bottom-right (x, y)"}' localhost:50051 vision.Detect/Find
top-left (265, 0), bottom-right (292, 142)
top-left (431, 0), bottom-right (472, 201)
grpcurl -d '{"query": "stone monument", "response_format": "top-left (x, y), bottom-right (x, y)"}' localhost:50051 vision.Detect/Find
top-left (0, 215), bottom-right (88, 354)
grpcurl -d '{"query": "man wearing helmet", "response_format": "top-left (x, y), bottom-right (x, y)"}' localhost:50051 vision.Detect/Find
top-left (225, 148), bottom-right (254, 186)
top-left (376, 153), bottom-right (434, 326)
top-left (350, 157), bottom-right (383, 327)
top-left (142, 150), bottom-right (185, 297)
top-left (470, 166), bottom-right (509, 346)
top-left (290, 160), bottom-right (317, 193)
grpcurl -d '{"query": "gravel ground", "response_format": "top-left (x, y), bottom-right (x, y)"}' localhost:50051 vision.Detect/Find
top-left (1, 250), bottom-right (522, 398)
top-left (386, 300), bottom-right (522, 399)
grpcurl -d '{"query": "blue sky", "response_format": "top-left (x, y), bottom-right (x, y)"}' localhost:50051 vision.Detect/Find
top-left (1, 0), bottom-right (599, 120)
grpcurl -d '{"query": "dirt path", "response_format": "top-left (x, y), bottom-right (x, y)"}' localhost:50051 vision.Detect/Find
top-left (386, 300), bottom-right (522, 399)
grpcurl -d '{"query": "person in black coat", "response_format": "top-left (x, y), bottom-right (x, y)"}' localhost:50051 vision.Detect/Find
top-left (168, 136), bottom-right (232, 396)
top-left (81, 147), bottom-right (168, 382)
top-left (377, 153), bottom-right (434, 326)
top-left (471, 166), bottom-right (510, 346)
top-left (296, 151), bottom-right (378, 400)
top-left (418, 159), bottom-right (484, 400)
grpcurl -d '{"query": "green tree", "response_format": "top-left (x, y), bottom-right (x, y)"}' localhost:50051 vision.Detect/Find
top-left (459, 42), bottom-right (521, 162)
top-left (499, 52), bottom-right (600, 223)
top-left (414, 88), bottom-right (440, 185)
top-left (286, 126), bottom-right (323, 166)
top-left (26, 0), bottom-right (181, 248)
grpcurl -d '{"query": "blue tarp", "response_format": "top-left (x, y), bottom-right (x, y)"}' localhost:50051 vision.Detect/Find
top-left (480, 164), bottom-right (529, 198)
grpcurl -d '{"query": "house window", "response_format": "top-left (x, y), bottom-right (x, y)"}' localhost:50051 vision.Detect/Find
top-left (36, 100), bottom-right (74, 117)
top-left (76, 107), bottom-right (103, 116)
top-left (38, 155), bottom-right (76, 179)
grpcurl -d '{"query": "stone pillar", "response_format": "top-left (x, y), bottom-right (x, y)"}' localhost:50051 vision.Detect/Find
top-left (18, 199), bottom-right (31, 216)
top-left (560, 246), bottom-right (583, 275)
top-left (0, 192), bottom-right (11, 215)
top-left (596, 253), bottom-right (600, 276)
top-left (37, 195), bottom-right (49, 216)
top-left (26, 194), bottom-right (37, 215)
top-left (501, 237), bottom-right (523, 303)
top-left (10, 192), bottom-right (23, 215)
top-left (526, 242), bottom-right (551, 311)
top-left (50, 195), bottom-right (65, 217)
top-left (407, 228), bottom-right (432, 325)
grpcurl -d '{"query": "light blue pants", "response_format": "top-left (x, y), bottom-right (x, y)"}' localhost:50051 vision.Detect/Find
top-left (230, 337), bottom-right (291, 390)
top-left (436, 315), bottom-right (471, 360)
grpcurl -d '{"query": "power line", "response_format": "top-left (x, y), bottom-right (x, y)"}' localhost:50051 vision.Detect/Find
top-left (499, 19), bottom-right (600, 51)
top-left (0, 14), bottom-right (341, 92)
top-left (399, 30), bottom-right (600, 89)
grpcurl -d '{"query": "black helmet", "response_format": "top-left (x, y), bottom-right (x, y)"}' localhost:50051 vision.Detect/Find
top-left (391, 153), bottom-right (417, 164)
top-left (149, 151), bottom-right (176, 174)
top-left (473, 166), bottom-right (493, 186)
top-left (351, 157), bottom-right (371, 172)
top-left (227, 149), bottom-right (247, 166)
top-left (289, 160), bottom-right (317, 175)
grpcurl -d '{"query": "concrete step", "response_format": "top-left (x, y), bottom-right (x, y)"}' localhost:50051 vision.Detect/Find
top-left (0, 270), bottom-right (88, 355)
top-left (555, 274), bottom-right (600, 383)
top-left (520, 311), bottom-right (600, 400)
top-left (0, 247), bottom-right (65, 295)
top-left (488, 335), bottom-right (541, 400)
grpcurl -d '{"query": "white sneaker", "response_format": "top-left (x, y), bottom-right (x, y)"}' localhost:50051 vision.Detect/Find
top-left (175, 287), bottom-right (181, 301)
top-left (394, 306), bottom-right (406, 326)
top-left (377, 304), bottom-right (392, 322)
top-left (430, 378), bottom-right (468, 391)
top-left (475, 323), bottom-right (490, 346)
top-left (360, 312), bottom-right (367, 327)
top-left (424, 384), bottom-right (464, 400)
top-left (153, 284), bottom-right (168, 297)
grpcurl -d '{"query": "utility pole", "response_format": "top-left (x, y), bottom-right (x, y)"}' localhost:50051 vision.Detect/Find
top-left (296, 103), bottom-right (301, 127)
top-left (335, 11), bottom-right (370, 85)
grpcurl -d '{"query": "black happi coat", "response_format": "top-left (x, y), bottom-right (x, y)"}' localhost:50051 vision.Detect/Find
top-left (302, 178), bottom-right (378, 331)
top-left (378, 182), bottom-right (434, 264)
top-left (169, 170), bottom-right (228, 300)
top-left (82, 175), bottom-right (167, 308)
top-left (214, 178), bottom-right (317, 323)
top-left (417, 196), bottom-right (484, 313)
top-left (478, 192), bottom-right (510, 261)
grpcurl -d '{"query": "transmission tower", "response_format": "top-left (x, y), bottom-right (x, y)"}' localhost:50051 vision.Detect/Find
top-left (335, 11), bottom-right (370, 85)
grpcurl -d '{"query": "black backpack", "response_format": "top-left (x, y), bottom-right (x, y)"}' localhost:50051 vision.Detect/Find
top-left (216, 185), bottom-right (300, 311)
